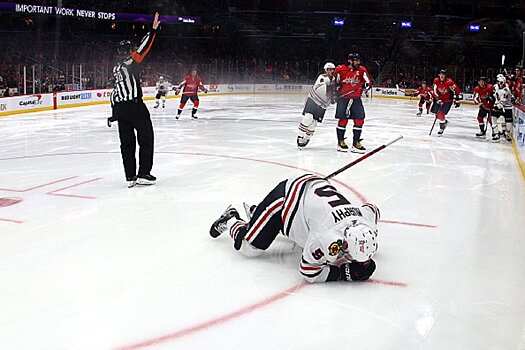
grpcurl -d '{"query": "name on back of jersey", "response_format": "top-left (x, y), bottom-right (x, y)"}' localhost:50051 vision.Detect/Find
top-left (332, 206), bottom-right (362, 224)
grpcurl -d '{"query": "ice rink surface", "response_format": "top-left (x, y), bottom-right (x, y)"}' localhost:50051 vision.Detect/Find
top-left (0, 94), bottom-right (524, 350)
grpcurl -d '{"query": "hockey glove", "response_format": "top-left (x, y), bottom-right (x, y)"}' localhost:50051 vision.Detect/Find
top-left (204, 89), bottom-right (208, 94)
top-left (174, 89), bottom-right (180, 95)
top-left (454, 100), bottom-right (461, 108)
top-left (340, 260), bottom-right (376, 281)
top-left (437, 99), bottom-right (443, 105)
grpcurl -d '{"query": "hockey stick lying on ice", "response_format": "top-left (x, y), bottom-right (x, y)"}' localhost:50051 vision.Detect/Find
top-left (324, 135), bottom-right (403, 180)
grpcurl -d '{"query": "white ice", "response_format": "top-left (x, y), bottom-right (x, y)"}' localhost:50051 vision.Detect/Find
top-left (0, 94), bottom-right (524, 350)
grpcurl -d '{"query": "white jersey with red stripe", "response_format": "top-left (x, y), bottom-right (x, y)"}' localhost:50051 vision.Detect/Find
top-left (282, 174), bottom-right (378, 282)
top-left (308, 73), bottom-right (336, 109)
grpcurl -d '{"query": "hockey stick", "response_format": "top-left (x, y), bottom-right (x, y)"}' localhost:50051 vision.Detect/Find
top-left (324, 135), bottom-right (403, 180)
top-left (429, 116), bottom-right (438, 135)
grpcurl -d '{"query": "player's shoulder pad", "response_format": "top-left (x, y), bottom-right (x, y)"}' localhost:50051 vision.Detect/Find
top-left (433, 77), bottom-right (440, 84)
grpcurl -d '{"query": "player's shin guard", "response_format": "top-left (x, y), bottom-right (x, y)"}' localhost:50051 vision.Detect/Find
top-left (352, 119), bottom-right (364, 144)
top-left (336, 119), bottom-right (348, 141)
top-left (299, 113), bottom-right (314, 138)
top-left (336, 119), bottom-right (349, 152)
top-left (477, 116), bottom-right (484, 131)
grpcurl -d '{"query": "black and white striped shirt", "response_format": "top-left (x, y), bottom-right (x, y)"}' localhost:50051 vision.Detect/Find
top-left (110, 29), bottom-right (156, 105)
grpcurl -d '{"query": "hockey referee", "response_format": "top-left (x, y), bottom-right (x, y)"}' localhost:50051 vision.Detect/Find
top-left (109, 12), bottom-right (160, 188)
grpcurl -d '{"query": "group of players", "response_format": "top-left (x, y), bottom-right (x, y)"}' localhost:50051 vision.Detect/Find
top-left (412, 67), bottom-right (521, 142)
top-left (296, 55), bottom-right (523, 152)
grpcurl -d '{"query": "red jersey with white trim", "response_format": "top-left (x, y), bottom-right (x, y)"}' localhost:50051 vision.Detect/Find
top-left (414, 86), bottom-right (432, 101)
top-left (335, 65), bottom-right (371, 99)
top-left (281, 174), bottom-right (378, 283)
top-left (177, 75), bottom-right (205, 95)
top-left (433, 77), bottom-right (460, 103)
top-left (473, 84), bottom-right (495, 110)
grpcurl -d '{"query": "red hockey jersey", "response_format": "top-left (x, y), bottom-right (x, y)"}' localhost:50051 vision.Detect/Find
top-left (335, 65), bottom-right (371, 99)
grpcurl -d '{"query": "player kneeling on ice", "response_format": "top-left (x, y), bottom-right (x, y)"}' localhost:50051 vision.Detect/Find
top-left (297, 62), bottom-right (337, 149)
top-left (209, 174), bottom-right (379, 283)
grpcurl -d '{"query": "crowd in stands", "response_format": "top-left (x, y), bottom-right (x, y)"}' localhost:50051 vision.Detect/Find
top-left (0, 4), bottom-right (522, 96)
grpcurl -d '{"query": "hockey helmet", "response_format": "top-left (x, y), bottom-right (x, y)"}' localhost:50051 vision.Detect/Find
top-left (348, 53), bottom-right (361, 61)
top-left (478, 76), bottom-right (487, 81)
top-left (497, 74), bottom-right (506, 84)
top-left (117, 40), bottom-right (134, 56)
top-left (324, 62), bottom-right (336, 70)
top-left (342, 223), bottom-right (378, 262)
top-left (159, 76), bottom-right (164, 81)
top-left (421, 80), bottom-right (427, 85)
top-left (438, 69), bottom-right (446, 75)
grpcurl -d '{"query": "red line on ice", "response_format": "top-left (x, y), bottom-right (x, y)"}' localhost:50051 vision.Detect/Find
top-left (46, 177), bottom-right (102, 199)
top-left (0, 217), bottom-right (23, 224)
top-left (115, 282), bottom-right (309, 350)
top-left (0, 176), bottom-right (78, 192)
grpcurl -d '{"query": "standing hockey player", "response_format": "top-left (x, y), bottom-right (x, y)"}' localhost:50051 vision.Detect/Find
top-left (472, 77), bottom-right (495, 138)
top-left (153, 76), bottom-right (171, 109)
top-left (413, 81), bottom-right (432, 116)
top-left (492, 74), bottom-right (513, 142)
top-left (174, 67), bottom-right (208, 119)
top-left (297, 62), bottom-right (337, 149)
top-left (209, 174), bottom-right (380, 283)
top-left (431, 69), bottom-right (461, 136)
top-left (109, 13), bottom-right (160, 187)
top-left (334, 53), bottom-right (372, 153)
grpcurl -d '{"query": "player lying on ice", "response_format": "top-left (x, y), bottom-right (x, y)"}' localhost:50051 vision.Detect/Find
top-left (209, 173), bottom-right (379, 283)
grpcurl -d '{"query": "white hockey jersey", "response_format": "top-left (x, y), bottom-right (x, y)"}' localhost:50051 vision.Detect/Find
top-left (156, 80), bottom-right (172, 93)
top-left (282, 174), bottom-right (378, 283)
top-left (494, 84), bottom-right (513, 108)
top-left (307, 74), bottom-right (335, 109)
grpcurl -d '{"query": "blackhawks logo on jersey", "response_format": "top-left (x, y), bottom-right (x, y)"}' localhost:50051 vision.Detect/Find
top-left (328, 239), bottom-right (348, 256)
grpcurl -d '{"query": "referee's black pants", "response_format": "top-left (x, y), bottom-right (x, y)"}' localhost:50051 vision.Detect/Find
top-left (113, 101), bottom-right (154, 179)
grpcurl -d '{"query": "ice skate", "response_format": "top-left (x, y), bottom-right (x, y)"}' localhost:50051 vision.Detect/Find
top-left (153, 102), bottom-right (159, 109)
top-left (297, 136), bottom-right (309, 149)
top-left (351, 140), bottom-right (366, 154)
top-left (209, 206), bottom-right (241, 238)
top-left (504, 131), bottom-right (512, 142)
top-left (137, 174), bottom-right (156, 186)
top-left (416, 111), bottom-right (422, 117)
top-left (243, 202), bottom-right (256, 220)
top-left (492, 132), bottom-right (500, 142)
top-left (475, 129), bottom-right (486, 138)
top-left (126, 176), bottom-right (137, 188)
top-left (437, 120), bottom-right (448, 136)
top-left (337, 139), bottom-right (349, 152)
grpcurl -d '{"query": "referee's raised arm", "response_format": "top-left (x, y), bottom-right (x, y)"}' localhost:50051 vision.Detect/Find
top-left (131, 12), bottom-right (160, 64)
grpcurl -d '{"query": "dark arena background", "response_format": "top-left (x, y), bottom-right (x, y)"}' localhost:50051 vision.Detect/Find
top-left (1, 2), bottom-right (525, 350)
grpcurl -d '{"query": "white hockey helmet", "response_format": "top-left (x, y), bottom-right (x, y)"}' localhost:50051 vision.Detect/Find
top-left (496, 74), bottom-right (506, 84)
top-left (324, 62), bottom-right (336, 71)
top-left (159, 76), bottom-right (164, 81)
top-left (343, 223), bottom-right (378, 262)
